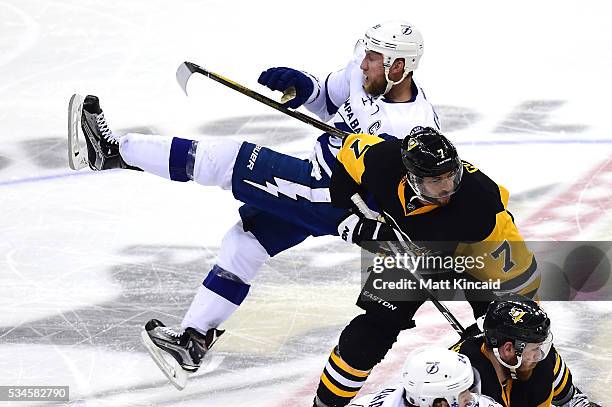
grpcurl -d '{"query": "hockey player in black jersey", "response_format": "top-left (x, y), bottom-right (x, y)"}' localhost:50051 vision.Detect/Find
top-left (453, 298), bottom-right (600, 407)
top-left (313, 128), bottom-right (594, 407)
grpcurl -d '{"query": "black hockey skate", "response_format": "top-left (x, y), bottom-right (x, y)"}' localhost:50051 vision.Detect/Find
top-left (141, 319), bottom-right (224, 390)
top-left (67, 94), bottom-right (133, 171)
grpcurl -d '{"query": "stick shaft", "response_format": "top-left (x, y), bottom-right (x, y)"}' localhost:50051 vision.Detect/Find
top-left (177, 61), bottom-right (349, 139)
top-left (351, 193), bottom-right (466, 337)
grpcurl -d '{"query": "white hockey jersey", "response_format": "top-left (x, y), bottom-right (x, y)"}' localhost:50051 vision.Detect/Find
top-left (348, 386), bottom-right (503, 407)
top-left (304, 55), bottom-right (440, 178)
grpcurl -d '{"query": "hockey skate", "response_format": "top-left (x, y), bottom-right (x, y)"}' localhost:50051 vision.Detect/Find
top-left (141, 319), bottom-right (224, 390)
top-left (67, 94), bottom-right (131, 171)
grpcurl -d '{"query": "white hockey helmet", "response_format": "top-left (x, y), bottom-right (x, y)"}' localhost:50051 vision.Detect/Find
top-left (402, 347), bottom-right (479, 407)
top-left (363, 21), bottom-right (424, 94)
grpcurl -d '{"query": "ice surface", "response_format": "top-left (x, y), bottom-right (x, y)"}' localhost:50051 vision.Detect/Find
top-left (1, 0), bottom-right (611, 405)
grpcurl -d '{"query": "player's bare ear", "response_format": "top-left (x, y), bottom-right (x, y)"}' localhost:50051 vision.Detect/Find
top-left (500, 341), bottom-right (515, 357)
top-left (390, 58), bottom-right (405, 74)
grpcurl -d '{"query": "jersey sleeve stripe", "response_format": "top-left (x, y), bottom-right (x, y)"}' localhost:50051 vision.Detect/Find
top-left (553, 358), bottom-right (566, 388)
top-left (553, 367), bottom-right (570, 397)
top-left (553, 353), bottom-right (561, 374)
top-left (498, 256), bottom-right (538, 291)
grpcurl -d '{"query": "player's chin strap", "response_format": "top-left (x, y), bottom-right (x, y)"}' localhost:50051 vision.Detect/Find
top-left (492, 348), bottom-right (522, 380)
top-left (383, 66), bottom-right (411, 95)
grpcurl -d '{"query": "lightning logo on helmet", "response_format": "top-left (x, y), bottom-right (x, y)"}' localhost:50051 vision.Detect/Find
top-left (509, 307), bottom-right (526, 324)
top-left (401, 25), bottom-right (413, 35)
top-left (425, 361), bottom-right (440, 374)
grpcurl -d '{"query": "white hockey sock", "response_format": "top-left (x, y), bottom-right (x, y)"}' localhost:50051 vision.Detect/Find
top-left (182, 284), bottom-right (241, 334)
top-left (119, 133), bottom-right (174, 179)
top-left (192, 139), bottom-right (241, 189)
top-left (119, 133), bottom-right (241, 188)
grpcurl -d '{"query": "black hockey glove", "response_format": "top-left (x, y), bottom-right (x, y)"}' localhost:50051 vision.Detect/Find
top-left (337, 211), bottom-right (402, 246)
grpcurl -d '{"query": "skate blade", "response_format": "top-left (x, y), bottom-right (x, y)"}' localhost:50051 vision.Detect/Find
top-left (140, 329), bottom-right (189, 390)
top-left (67, 94), bottom-right (88, 170)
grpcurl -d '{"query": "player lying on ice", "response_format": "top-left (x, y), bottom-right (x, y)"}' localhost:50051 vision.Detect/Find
top-left (451, 298), bottom-right (600, 407)
top-left (341, 299), bottom-right (599, 407)
top-left (68, 20), bottom-right (439, 390)
top-left (346, 347), bottom-right (502, 407)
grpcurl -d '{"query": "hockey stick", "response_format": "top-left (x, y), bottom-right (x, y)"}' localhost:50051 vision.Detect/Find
top-left (176, 61), bottom-right (349, 139)
top-left (351, 194), bottom-right (467, 337)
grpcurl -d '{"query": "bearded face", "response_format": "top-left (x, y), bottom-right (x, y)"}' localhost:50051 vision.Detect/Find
top-left (360, 50), bottom-right (388, 96)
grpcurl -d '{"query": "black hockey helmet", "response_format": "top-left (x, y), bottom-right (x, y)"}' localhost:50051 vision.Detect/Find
top-left (401, 127), bottom-right (463, 203)
top-left (483, 298), bottom-right (552, 370)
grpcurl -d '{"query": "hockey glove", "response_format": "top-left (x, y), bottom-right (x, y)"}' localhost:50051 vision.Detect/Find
top-left (258, 67), bottom-right (315, 109)
top-left (337, 211), bottom-right (402, 246)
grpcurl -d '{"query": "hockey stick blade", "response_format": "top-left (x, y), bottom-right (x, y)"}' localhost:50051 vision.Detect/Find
top-left (176, 62), bottom-right (197, 96)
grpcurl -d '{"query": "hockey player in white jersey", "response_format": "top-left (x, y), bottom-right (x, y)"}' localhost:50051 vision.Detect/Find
top-left (346, 348), bottom-right (501, 407)
top-left (257, 22), bottom-right (438, 179)
top-left (67, 21), bottom-right (439, 390)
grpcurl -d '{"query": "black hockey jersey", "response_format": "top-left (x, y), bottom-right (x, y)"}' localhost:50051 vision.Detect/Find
top-left (332, 133), bottom-right (539, 297)
top-left (453, 336), bottom-right (575, 407)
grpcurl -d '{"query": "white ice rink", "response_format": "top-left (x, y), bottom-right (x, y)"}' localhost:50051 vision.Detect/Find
top-left (1, 1), bottom-right (612, 405)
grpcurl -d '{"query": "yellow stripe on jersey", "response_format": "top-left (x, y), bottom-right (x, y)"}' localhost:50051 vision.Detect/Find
top-left (336, 133), bottom-right (384, 184)
top-left (553, 368), bottom-right (570, 397)
top-left (516, 275), bottom-right (541, 297)
top-left (554, 354), bottom-right (561, 374)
